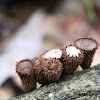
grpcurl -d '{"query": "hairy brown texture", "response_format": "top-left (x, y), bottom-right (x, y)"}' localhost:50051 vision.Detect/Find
top-left (75, 38), bottom-right (98, 69)
top-left (16, 59), bottom-right (36, 92)
top-left (62, 46), bottom-right (84, 75)
top-left (32, 57), bottom-right (47, 85)
top-left (81, 50), bottom-right (95, 69)
top-left (15, 38), bottom-right (98, 92)
top-left (43, 58), bottom-right (63, 83)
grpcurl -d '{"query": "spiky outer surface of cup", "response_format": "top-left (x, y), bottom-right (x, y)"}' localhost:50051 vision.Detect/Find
top-left (81, 50), bottom-right (95, 69)
top-left (75, 38), bottom-right (98, 69)
top-left (32, 57), bottom-right (47, 85)
top-left (42, 58), bottom-right (63, 83)
top-left (62, 46), bottom-right (84, 75)
top-left (18, 74), bottom-right (36, 92)
top-left (16, 59), bottom-right (36, 92)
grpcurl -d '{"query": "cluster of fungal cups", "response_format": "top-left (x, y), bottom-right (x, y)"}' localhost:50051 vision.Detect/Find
top-left (16, 38), bottom-right (98, 92)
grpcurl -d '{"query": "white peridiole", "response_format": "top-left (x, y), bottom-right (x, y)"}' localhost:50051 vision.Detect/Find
top-left (43, 49), bottom-right (62, 59)
top-left (66, 46), bottom-right (81, 57)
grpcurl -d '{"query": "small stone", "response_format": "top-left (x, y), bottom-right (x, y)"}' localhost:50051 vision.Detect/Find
top-left (49, 93), bottom-right (54, 98)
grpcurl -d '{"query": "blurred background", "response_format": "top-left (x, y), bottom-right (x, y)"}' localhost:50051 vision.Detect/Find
top-left (0, 0), bottom-right (100, 99)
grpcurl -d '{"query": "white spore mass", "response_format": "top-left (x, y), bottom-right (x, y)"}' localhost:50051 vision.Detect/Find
top-left (43, 49), bottom-right (62, 59)
top-left (66, 46), bottom-right (81, 57)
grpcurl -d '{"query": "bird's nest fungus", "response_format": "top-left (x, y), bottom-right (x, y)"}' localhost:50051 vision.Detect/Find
top-left (16, 37), bottom-right (98, 92)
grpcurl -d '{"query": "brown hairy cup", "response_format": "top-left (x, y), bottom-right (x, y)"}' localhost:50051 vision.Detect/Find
top-left (62, 45), bottom-right (84, 75)
top-left (75, 38), bottom-right (98, 69)
top-left (16, 59), bottom-right (36, 92)
top-left (42, 49), bottom-right (63, 83)
top-left (43, 58), bottom-right (63, 83)
top-left (32, 57), bottom-right (47, 85)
